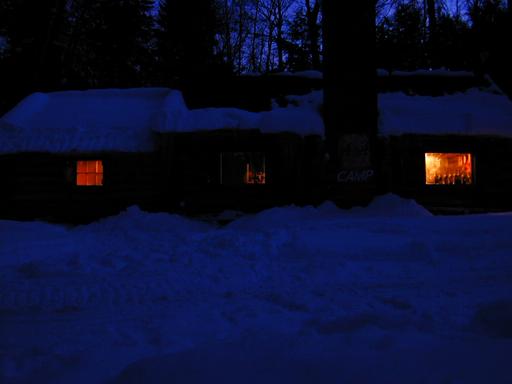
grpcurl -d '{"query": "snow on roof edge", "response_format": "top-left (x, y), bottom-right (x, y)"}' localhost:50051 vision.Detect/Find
top-left (0, 87), bottom-right (325, 154)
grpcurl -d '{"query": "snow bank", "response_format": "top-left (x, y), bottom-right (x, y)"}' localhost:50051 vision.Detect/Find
top-left (2, 195), bottom-right (512, 383)
top-left (112, 331), bottom-right (511, 384)
top-left (229, 195), bottom-right (430, 233)
top-left (379, 89), bottom-right (512, 137)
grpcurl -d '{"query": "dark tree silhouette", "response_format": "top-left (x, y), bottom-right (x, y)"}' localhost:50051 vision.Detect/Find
top-left (63, 0), bottom-right (154, 88)
top-left (1, 0), bottom-right (512, 116)
top-left (0, 0), bottom-right (68, 112)
top-left (377, 2), bottom-right (425, 70)
top-left (156, 0), bottom-right (227, 81)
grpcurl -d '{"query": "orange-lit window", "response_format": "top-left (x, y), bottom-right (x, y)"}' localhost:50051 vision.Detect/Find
top-left (76, 160), bottom-right (103, 186)
top-left (425, 153), bottom-right (473, 185)
top-left (220, 152), bottom-right (266, 186)
top-left (244, 162), bottom-right (266, 184)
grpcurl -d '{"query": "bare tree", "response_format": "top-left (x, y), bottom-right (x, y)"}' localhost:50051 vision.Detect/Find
top-left (426, 0), bottom-right (438, 62)
top-left (248, 0), bottom-right (261, 71)
top-left (260, 0), bottom-right (276, 71)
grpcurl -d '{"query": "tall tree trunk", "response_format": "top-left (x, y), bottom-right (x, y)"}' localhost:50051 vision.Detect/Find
top-left (249, 0), bottom-right (260, 71)
top-left (258, 32), bottom-right (265, 71)
top-left (262, 0), bottom-right (275, 72)
top-left (323, 0), bottom-right (377, 171)
top-left (237, 0), bottom-right (245, 73)
top-left (223, 0), bottom-right (234, 69)
top-left (266, 27), bottom-right (273, 71)
top-left (276, 0), bottom-right (284, 70)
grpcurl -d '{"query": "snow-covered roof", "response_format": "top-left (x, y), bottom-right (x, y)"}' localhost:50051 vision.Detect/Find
top-left (2, 81), bottom-right (512, 154)
top-left (379, 88), bottom-right (512, 137)
top-left (269, 69), bottom-right (476, 80)
top-left (380, 69), bottom-right (475, 78)
top-left (0, 88), bottom-right (324, 153)
top-left (0, 88), bottom-right (174, 153)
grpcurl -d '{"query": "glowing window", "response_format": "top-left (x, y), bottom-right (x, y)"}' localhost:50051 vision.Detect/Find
top-left (76, 160), bottom-right (103, 186)
top-left (425, 153), bottom-right (473, 185)
top-left (220, 152), bottom-right (266, 185)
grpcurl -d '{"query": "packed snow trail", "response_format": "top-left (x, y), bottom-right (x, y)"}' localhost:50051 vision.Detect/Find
top-left (1, 195), bottom-right (512, 383)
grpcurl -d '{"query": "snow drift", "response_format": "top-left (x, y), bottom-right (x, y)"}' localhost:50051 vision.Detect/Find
top-left (1, 195), bottom-right (512, 383)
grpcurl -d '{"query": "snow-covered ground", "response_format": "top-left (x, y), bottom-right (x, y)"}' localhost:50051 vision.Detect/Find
top-left (1, 195), bottom-right (512, 383)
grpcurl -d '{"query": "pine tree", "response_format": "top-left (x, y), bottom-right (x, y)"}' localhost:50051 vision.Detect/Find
top-left (0, 0), bottom-right (14, 57)
top-left (0, 0), bottom-right (70, 115)
top-left (388, 2), bottom-right (426, 70)
top-left (1, 0), bottom-right (68, 88)
top-left (436, 13), bottom-right (471, 70)
top-left (285, 7), bottom-right (310, 71)
top-left (156, 0), bottom-right (226, 82)
top-left (64, 0), bottom-right (154, 88)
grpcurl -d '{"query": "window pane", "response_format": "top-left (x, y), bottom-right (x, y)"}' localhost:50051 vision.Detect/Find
top-left (76, 160), bottom-right (104, 186)
top-left (77, 161), bottom-right (88, 173)
top-left (86, 161), bottom-right (97, 173)
top-left (425, 153), bottom-right (473, 185)
top-left (77, 173), bottom-right (88, 186)
top-left (86, 174), bottom-right (96, 186)
top-left (221, 152), bottom-right (266, 185)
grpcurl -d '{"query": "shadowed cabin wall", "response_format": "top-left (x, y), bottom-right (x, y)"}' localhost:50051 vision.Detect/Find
top-left (379, 135), bottom-right (512, 213)
top-left (0, 153), bottom-right (159, 222)
top-left (156, 130), bottom-right (325, 213)
top-left (0, 131), bottom-right (325, 220)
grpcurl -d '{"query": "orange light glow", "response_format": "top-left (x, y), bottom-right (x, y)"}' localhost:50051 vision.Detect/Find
top-left (76, 160), bottom-right (103, 186)
top-left (244, 162), bottom-right (266, 184)
top-left (425, 153), bottom-right (473, 185)
top-left (220, 152), bottom-right (266, 185)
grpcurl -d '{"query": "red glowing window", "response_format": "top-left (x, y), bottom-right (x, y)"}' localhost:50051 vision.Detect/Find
top-left (425, 153), bottom-right (473, 185)
top-left (76, 160), bottom-right (103, 186)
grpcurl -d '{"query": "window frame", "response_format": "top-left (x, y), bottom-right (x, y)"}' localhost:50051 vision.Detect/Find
top-left (424, 152), bottom-right (475, 186)
top-left (219, 152), bottom-right (267, 186)
top-left (75, 160), bottom-right (104, 187)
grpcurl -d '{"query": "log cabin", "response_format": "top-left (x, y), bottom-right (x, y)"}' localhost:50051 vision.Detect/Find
top-left (1, 70), bottom-right (512, 222)
top-left (377, 71), bottom-right (512, 213)
top-left (0, 84), bottom-right (325, 222)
